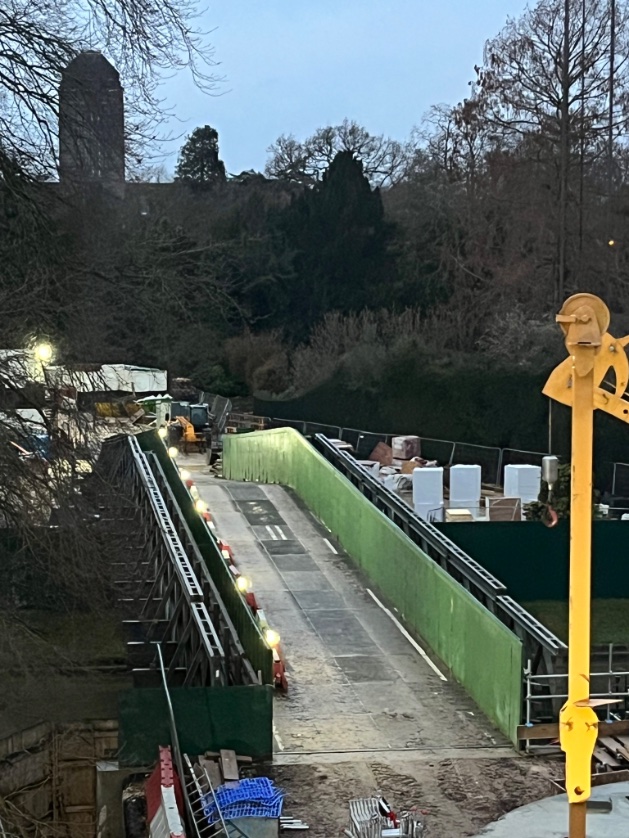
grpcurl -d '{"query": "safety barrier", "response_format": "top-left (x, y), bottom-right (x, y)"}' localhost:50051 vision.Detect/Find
top-left (223, 427), bottom-right (523, 744)
top-left (119, 685), bottom-right (274, 765)
top-left (137, 432), bottom-right (274, 685)
top-left (436, 518), bottom-right (629, 602)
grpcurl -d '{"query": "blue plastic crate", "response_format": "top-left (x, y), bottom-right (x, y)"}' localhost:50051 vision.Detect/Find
top-left (203, 778), bottom-right (284, 825)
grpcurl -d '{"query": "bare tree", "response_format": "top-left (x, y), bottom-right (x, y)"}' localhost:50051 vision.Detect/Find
top-left (471, 0), bottom-right (629, 300)
top-left (265, 119), bottom-right (415, 187)
top-left (0, 0), bottom-right (220, 178)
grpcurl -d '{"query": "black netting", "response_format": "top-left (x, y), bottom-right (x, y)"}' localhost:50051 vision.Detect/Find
top-left (612, 463), bottom-right (629, 496)
top-left (419, 437), bottom-right (455, 465)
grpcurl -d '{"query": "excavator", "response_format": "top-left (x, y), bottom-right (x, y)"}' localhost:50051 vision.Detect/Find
top-left (176, 414), bottom-right (210, 454)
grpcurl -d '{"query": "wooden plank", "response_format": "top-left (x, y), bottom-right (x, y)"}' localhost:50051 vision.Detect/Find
top-left (592, 768), bottom-right (629, 786)
top-left (199, 758), bottom-right (222, 790)
top-left (219, 749), bottom-right (239, 782)
top-left (600, 736), bottom-right (629, 763)
top-left (518, 719), bottom-right (629, 741)
top-left (551, 769), bottom-right (629, 795)
top-left (593, 746), bottom-right (621, 768)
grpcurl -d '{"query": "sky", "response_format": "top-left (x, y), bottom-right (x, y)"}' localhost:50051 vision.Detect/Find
top-left (158, 0), bottom-right (529, 177)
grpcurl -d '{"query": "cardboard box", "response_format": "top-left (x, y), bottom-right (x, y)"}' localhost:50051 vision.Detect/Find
top-left (369, 442), bottom-right (393, 466)
top-left (445, 508), bottom-right (474, 522)
top-left (392, 435), bottom-right (420, 460)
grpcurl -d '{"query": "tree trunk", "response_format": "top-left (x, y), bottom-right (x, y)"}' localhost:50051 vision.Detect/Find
top-left (558, 0), bottom-right (570, 304)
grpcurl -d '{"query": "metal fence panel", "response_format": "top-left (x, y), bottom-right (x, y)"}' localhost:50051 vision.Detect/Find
top-left (451, 442), bottom-right (501, 485)
top-left (612, 462), bottom-right (629, 497)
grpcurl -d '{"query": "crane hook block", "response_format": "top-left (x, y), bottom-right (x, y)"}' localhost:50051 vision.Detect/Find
top-left (559, 700), bottom-right (599, 803)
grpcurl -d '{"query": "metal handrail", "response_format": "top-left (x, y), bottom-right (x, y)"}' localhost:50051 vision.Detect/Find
top-left (313, 434), bottom-right (567, 657)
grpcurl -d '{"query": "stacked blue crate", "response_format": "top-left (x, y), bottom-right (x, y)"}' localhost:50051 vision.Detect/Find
top-left (203, 777), bottom-right (284, 825)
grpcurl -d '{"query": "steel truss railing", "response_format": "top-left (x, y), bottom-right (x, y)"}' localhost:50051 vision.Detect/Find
top-left (313, 434), bottom-right (567, 684)
top-left (106, 435), bottom-right (257, 688)
top-left (524, 649), bottom-right (629, 752)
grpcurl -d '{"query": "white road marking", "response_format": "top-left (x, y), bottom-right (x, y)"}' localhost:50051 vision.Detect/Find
top-left (266, 525), bottom-right (278, 540)
top-left (323, 538), bottom-right (338, 554)
top-left (366, 588), bottom-right (448, 681)
top-left (273, 723), bottom-right (285, 751)
top-left (275, 525), bottom-right (287, 540)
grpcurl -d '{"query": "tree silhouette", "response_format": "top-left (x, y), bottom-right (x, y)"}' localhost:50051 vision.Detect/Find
top-left (175, 125), bottom-right (227, 186)
top-left (277, 151), bottom-right (397, 337)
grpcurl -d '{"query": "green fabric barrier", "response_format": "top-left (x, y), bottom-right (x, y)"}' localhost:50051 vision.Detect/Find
top-left (223, 428), bottom-right (523, 744)
top-left (436, 519), bottom-right (629, 602)
top-left (118, 685), bottom-right (273, 764)
top-left (137, 431), bottom-right (273, 684)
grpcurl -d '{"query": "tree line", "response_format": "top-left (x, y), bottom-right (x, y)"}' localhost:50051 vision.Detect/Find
top-left (3, 0), bottom-right (629, 397)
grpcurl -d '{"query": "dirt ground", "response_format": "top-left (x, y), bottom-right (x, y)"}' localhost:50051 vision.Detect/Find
top-left (264, 756), bottom-right (557, 838)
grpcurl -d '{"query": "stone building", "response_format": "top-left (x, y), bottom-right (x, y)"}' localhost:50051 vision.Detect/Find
top-left (58, 51), bottom-right (125, 196)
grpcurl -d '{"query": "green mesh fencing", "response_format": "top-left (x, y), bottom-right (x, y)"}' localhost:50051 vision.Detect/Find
top-left (118, 685), bottom-right (273, 764)
top-left (137, 432), bottom-right (273, 685)
top-left (223, 428), bottom-right (522, 744)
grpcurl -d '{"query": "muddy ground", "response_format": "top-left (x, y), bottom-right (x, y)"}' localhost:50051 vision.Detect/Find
top-left (264, 756), bottom-right (558, 838)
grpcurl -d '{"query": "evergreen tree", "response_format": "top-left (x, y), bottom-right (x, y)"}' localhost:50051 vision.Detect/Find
top-left (174, 125), bottom-right (227, 186)
top-left (277, 151), bottom-right (397, 337)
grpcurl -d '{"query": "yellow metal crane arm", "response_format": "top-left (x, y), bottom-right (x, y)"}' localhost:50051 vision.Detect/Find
top-left (544, 294), bottom-right (628, 838)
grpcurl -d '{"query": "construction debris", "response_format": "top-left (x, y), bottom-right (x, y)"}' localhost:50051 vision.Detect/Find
top-left (280, 816), bottom-right (309, 830)
top-left (348, 798), bottom-right (425, 838)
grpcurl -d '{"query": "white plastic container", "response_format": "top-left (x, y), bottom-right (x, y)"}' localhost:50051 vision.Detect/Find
top-left (503, 464), bottom-right (541, 504)
top-left (450, 465), bottom-right (481, 503)
top-left (412, 466), bottom-right (443, 509)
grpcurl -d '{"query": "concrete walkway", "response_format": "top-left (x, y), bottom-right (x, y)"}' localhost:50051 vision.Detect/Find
top-left (473, 783), bottom-right (629, 836)
top-left (191, 466), bottom-right (510, 759)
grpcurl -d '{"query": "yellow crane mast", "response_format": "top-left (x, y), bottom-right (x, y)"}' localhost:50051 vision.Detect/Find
top-left (543, 293), bottom-right (629, 838)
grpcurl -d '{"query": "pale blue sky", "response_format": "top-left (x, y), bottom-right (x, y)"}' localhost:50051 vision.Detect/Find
top-left (159, 0), bottom-right (529, 176)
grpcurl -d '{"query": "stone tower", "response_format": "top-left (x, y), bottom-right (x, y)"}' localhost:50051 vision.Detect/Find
top-left (58, 51), bottom-right (125, 194)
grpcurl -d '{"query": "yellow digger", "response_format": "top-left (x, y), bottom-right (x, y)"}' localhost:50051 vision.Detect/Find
top-left (176, 415), bottom-right (208, 454)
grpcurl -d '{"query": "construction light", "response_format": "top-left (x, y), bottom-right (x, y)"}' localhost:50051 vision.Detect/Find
top-left (264, 628), bottom-right (281, 648)
top-left (158, 427), bottom-right (167, 439)
top-left (179, 469), bottom-right (190, 481)
top-left (168, 446), bottom-right (179, 458)
top-left (195, 499), bottom-right (208, 514)
top-left (609, 239), bottom-right (616, 247)
top-left (236, 576), bottom-right (251, 593)
top-left (34, 342), bottom-right (53, 364)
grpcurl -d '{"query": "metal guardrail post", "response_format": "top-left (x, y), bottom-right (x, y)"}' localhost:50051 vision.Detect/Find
top-left (496, 448), bottom-right (503, 487)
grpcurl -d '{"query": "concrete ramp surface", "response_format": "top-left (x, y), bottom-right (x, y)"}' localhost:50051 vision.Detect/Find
top-left (474, 783), bottom-right (629, 836)
top-left (194, 472), bottom-right (510, 757)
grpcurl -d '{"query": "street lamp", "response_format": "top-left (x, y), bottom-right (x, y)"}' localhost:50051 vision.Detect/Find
top-left (34, 342), bottom-right (53, 364)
